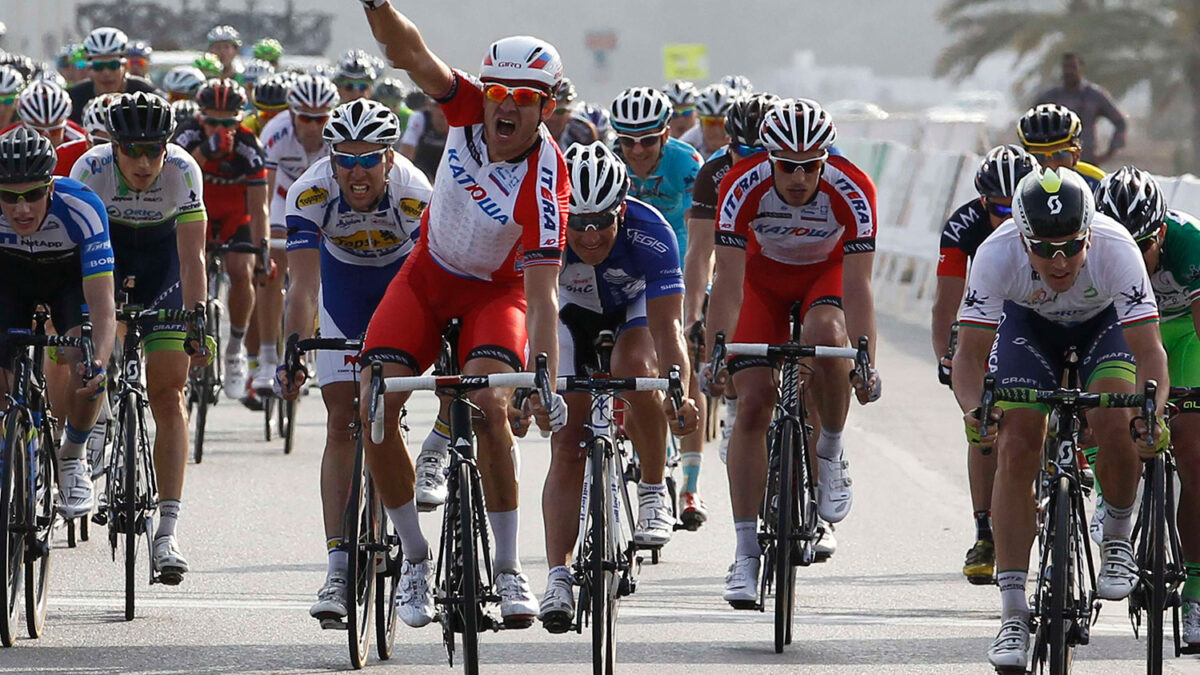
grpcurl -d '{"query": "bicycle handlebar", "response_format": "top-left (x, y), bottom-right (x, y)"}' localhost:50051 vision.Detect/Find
top-left (979, 372), bottom-right (1156, 439)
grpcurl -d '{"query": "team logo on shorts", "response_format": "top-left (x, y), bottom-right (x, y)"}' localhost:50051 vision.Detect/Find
top-left (296, 186), bottom-right (329, 208)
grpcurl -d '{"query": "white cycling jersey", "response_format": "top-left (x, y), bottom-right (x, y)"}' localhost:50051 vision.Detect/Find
top-left (261, 112), bottom-right (330, 229)
top-left (958, 214), bottom-right (1159, 329)
top-left (70, 143), bottom-right (206, 231)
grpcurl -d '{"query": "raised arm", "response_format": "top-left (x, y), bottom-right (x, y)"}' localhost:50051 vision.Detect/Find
top-left (359, 1), bottom-right (454, 97)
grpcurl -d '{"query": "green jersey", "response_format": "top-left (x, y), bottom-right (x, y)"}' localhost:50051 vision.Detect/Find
top-left (1150, 210), bottom-right (1200, 321)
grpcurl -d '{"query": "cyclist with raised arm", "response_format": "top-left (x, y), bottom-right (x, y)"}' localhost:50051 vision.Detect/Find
top-left (705, 99), bottom-right (881, 607)
top-left (930, 145), bottom-right (1038, 584)
top-left (664, 80), bottom-right (698, 139)
top-left (173, 79), bottom-right (270, 398)
top-left (1094, 166), bottom-right (1200, 648)
top-left (539, 142), bottom-right (700, 630)
top-left (273, 99), bottom-right (431, 626)
top-left (951, 167), bottom-right (1169, 670)
top-left (0, 126), bottom-right (114, 518)
top-left (250, 75), bottom-right (339, 399)
top-left (356, 0), bottom-right (570, 629)
top-left (70, 92), bottom-right (209, 584)
top-left (680, 83), bottom-right (736, 161)
top-left (1017, 104), bottom-right (1105, 189)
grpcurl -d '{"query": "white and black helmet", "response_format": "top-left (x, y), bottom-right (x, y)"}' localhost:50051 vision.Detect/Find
top-left (335, 49), bottom-right (378, 83)
top-left (32, 70), bottom-right (68, 90)
top-left (241, 59), bottom-right (275, 85)
top-left (694, 83), bottom-right (737, 117)
top-left (564, 141), bottom-right (629, 214)
top-left (18, 81), bottom-right (71, 128)
top-left (0, 65), bottom-right (25, 96)
top-left (83, 27), bottom-right (128, 57)
top-left (760, 98), bottom-right (837, 153)
top-left (1012, 167), bottom-right (1095, 239)
top-left (719, 75), bottom-right (753, 95)
top-left (610, 87), bottom-right (671, 134)
top-left (479, 35), bottom-right (562, 92)
top-left (663, 80), bottom-right (698, 107)
top-left (1094, 165), bottom-right (1167, 241)
top-left (287, 74), bottom-right (339, 111)
top-left (974, 144), bottom-right (1038, 200)
top-left (323, 99), bottom-right (400, 146)
top-left (207, 25), bottom-right (242, 46)
top-left (162, 66), bottom-right (206, 97)
top-left (82, 93), bottom-right (120, 140)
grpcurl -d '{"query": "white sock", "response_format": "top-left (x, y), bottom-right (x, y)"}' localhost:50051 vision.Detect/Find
top-left (326, 537), bottom-right (348, 578)
top-left (724, 397), bottom-right (738, 426)
top-left (816, 429), bottom-right (844, 461)
top-left (227, 328), bottom-right (247, 356)
top-left (1103, 499), bottom-right (1137, 540)
top-left (997, 570), bottom-right (1029, 621)
top-left (734, 518), bottom-right (759, 558)
top-left (488, 509), bottom-right (520, 573)
top-left (156, 499), bottom-right (180, 539)
top-left (385, 500), bottom-right (429, 562)
top-left (259, 343), bottom-right (279, 366)
top-left (548, 565), bottom-right (572, 583)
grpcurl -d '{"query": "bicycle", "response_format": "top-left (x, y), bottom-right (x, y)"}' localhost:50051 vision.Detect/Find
top-left (1, 310), bottom-right (95, 646)
top-left (93, 282), bottom-right (203, 620)
top-left (282, 334), bottom-right (399, 669)
top-left (708, 304), bottom-right (872, 654)
top-left (1127, 386), bottom-right (1196, 673)
top-left (368, 355), bottom-right (548, 675)
top-left (620, 411), bottom-right (681, 564)
top-left (980, 368), bottom-right (1157, 675)
top-left (558, 329), bottom-right (684, 674)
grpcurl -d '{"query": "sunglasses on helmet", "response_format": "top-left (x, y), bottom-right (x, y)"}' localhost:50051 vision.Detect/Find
top-left (0, 182), bottom-right (52, 204)
top-left (1022, 232), bottom-right (1088, 259)
top-left (482, 83), bottom-right (546, 107)
top-left (671, 106), bottom-right (695, 119)
top-left (331, 148), bottom-right (388, 170)
top-left (294, 111), bottom-right (331, 125)
top-left (769, 151), bottom-right (828, 175)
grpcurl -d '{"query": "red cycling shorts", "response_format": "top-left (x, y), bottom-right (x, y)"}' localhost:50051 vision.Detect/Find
top-left (732, 254), bottom-right (843, 346)
top-left (362, 242), bottom-right (528, 373)
top-left (205, 184), bottom-right (251, 245)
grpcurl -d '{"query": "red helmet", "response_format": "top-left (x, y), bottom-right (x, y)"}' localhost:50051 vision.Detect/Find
top-left (196, 78), bottom-right (246, 113)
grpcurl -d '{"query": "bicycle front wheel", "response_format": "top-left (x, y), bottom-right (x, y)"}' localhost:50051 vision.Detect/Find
top-left (1, 413), bottom-right (28, 647)
top-left (1047, 474), bottom-right (1072, 674)
top-left (24, 424), bottom-right (55, 639)
top-left (344, 443), bottom-right (374, 669)
top-left (1145, 456), bottom-right (1166, 675)
top-left (773, 418), bottom-right (797, 654)
top-left (283, 399), bottom-right (296, 455)
top-left (191, 368), bottom-right (210, 464)
top-left (457, 462), bottom-right (480, 675)
top-left (375, 514), bottom-right (399, 660)
top-left (589, 439), bottom-right (613, 675)
top-left (121, 402), bottom-right (139, 621)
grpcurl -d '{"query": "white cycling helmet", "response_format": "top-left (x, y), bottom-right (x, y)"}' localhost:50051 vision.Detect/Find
top-left (241, 59), bottom-right (275, 85)
top-left (334, 50), bottom-right (378, 83)
top-left (564, 141), bottom-right (628, 215)
top-left (719, 75), bottom-right (753, 95)
top-left (287, 74), bottom-right (339, 111)
top-left (32, 70), bottom-right (68, 90)
top-left (760, 98), bottom-right (837, 153)
top-left (207, 25), bottom-right (242, 46)
top-left (663, 80), bottom-right (698, 107)
top-left (479, 35), bottom-right (562, 93)
top-left (163, 66), bottom-right (206, 97)
top-left (695, 83), bottom-right (737, 117)
top-left (18, 81), bottom-right (71, 128)
top-left (82, 93), bottom-right (120, 141)
top-left (610, 87), bottom-right (671, 134)
top-left (83, 27), bottom-right (128, 57)
top-left (323, 99), bottom-right (400, 146)
top-left (0, 65), bottom-right (25, 96)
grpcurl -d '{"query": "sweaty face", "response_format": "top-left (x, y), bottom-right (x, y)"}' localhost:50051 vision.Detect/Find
top-left (0, 180), bottom-right (52, 236)
top-left (480, 80), bottom-right (554, 162)
top-left (332, 141), bottom-right (391, 212)
top-left (771, 147), bottom-right (826, 207)
top-left (1024, 233), bottom-right (1090, 293)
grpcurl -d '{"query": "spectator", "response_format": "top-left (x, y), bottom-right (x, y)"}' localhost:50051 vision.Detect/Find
top-left (1035, 53), bottom-right (1127, 165)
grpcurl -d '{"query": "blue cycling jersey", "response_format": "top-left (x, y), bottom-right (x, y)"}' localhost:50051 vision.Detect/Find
top-left (559, 198), bottom-right (684, 315)
top-left (0, 176), bottom-right (114, 280)
top-left (624, 137), bottom-right (701, 257)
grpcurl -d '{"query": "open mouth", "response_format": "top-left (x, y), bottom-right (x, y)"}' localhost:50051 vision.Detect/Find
top-left (349, 183), bottom-right (370, 196)
top-left (495, 118), bottom-right (517, 139)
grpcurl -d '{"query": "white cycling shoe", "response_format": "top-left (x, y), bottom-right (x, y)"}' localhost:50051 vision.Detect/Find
top-left (987, 617), bottom-right (1030, 671)
top-left (496, 570), bottom-right (538, 628)
top-left (153, 535), bottom-right (189, 585)
top-left (310, 575), bottom-right (349, 627)
top-left (57, 458), bottom-right (94, 518)
top-left (414, 446), bottom-right (448, 511)
top-left (397, 557), bottom-right (436, 628)
top-left (817, 456), bottom-right (853, 523)
top-left (538, 570), bottom-right (575, 634)
top-left (723, 555), bottom-right (760, 609)
top-left (634, 487), bottom-right (674, 548)
top-left (224, 350), bottom-right (249, 399)
top-left (1096, 537), bottom-right (1138, 601)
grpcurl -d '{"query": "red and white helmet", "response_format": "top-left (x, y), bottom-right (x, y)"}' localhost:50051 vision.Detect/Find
top-left (18, 81), bottom-right (72, 128)
top-left (479, 36), bottom-right (562, 93)
top-left (759, 98), bottom-right (837, 153)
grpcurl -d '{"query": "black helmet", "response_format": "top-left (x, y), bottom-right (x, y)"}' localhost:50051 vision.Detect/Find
top-left (106, 92), bottom-right (175, 142)
top-left (975, 145), bottom-right (1038, 199)
top-left (253, 74), bottom-right (290, 110)
top-left (725, 93), bottom-right (780, 147)
top-left (1012, 166), bottom-right (1095, 239)
top-left (1094, 165), bottom-right (1167, 241)
top-left (1017, 104), bottom-right (1082, 148)
top-left (0, 126), bottom-right (57, 184)
top-left (196, 77), bottom-right (247, 113)
top-left (170, 99), bottom-right (201, 127)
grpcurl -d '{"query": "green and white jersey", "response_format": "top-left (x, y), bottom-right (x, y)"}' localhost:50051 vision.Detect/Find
top-left (1150, 209), bottom-right (1200, 321)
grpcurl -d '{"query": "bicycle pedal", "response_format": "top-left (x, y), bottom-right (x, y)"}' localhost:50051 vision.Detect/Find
top-left (502, 615), bottom-right (535, 630)
top-left (966, 575), bottom-right (997, 586)
top-left (157, 569), bottom-right (185, 586)
top-left (319, 617), bottom-right (348, 630)
top-left (24, 540), bottom-right (49, 562)
top-left (1181, 643), bottom-right (1200, 655)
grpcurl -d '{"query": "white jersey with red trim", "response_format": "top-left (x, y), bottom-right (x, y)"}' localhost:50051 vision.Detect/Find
top-left (715, 154), bottom-right (877, 265)
top-left (420, 70), bottom-right (568, 282)
top-left (262, 112), bottom-right (330, 228)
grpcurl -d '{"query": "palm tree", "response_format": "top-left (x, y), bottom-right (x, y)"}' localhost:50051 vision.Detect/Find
top-left (935, 0), bottom-right (1200, 171)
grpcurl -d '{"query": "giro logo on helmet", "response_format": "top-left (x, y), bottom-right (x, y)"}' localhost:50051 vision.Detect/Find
top-left (1047, 196), bottom-right (1062, 215)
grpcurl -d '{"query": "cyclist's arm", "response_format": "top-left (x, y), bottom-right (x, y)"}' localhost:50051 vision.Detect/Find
top-left (282, 248), bottom-right (320, 342)
top-left (1123, 321), bottom-right (1170, 414)
top-left (81, 273), bottom-right (116, 364)
top-left (950, 324), bottom-right (994, 414)
top-left (248, 183), bottom-right (269, 249)
top-left (843, 251), bottom-right (876, 361)
top-left (704, 244), bottom-right (745, 352)
top-left (524, 264), bottom-right (559, 382)
top-left (359, 1), bottom-right (453, 96)
top-left (682, 214), bottom-right (713, 328)
top-left (646, 292), bottom-right (690, 393)
top-left (931, 275), bottom-right (965, 360)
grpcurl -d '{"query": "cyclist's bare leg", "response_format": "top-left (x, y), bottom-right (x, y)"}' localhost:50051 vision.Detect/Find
top-left (462, 356), bottom-right (520, 512)
top-left (541, 392), bottom-right (591, 568)
top-left (319, 381), bottom-right (357, 540)
top-left (727, 366), bottom-right (776, 519)
top-left (990, 408), bottom-right (1045, 572)
top-left (969, 445), bottom-right (998, 514)
top-left (146, 349), bottom-right (190, 501)
top-left (1174, 414), bottom-right (1200, 561)
top-left (225, 251), bottom-right (256, 340)
top-left (802, 304), bottom-right (850, 433)
top-left (613, 326), bottom-right (665, 484)
top-left (358, 361), bottom-right (416, 508)
top-left (1086, 376), bottom-right (1139, 518)
top-left (255, 248), bottom-right (287, 363)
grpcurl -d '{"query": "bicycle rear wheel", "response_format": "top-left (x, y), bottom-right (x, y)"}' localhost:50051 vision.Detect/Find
top-left (344, 443), bottom-right (374, 669)
top-left (1048, 475), bottom-right (1072, 674)
top-left (283, 399), bottom-right (296, 455)
top-left (24, 425), bottom-right (54, 639)
top-left (1, 413), bottom-right (28, 647)
top-left (263, 395), bottom-right (274, 442)
top-left (1145, 456), bottom-right (1166, 675)
top-left (773, 418), bottom-right (797, 654)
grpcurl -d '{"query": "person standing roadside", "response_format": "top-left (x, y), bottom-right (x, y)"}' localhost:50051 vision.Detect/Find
top-left (1035, 53), bottom-right (1127, 166)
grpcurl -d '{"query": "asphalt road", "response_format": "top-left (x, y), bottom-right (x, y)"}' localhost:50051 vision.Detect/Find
top-left (4, 314), bottom-right (1199, 674)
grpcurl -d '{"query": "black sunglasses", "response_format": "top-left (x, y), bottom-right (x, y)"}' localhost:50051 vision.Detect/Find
top-left (567, 212), bottom-right (618, 232)
top-left (769, 152), bottom-right (828, 175)
top-left (0, 182), bottom-right (52, 204)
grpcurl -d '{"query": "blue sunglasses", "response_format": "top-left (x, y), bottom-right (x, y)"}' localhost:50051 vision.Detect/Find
top-left (332, 149), bottom-right (387, 170)
top-left (985, 201), bottom-right (1012, 217)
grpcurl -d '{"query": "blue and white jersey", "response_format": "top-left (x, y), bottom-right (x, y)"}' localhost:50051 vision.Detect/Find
top-left (0, 176), bottom-right (114, 280)
top-left (559, 198), bottom-right (684, 314)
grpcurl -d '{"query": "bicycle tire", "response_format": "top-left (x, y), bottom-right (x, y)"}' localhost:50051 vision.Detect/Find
top-left (122, 401), bottom-right (138, 621)
top-left (345, 443), bottom-right (374, 669)
top-left (375, 516), bottom-right (399, 660)
top-left (773, 417), bottom-right (796, 654)
top-left (1048, 474), bottom-right (1071, 674)
top-left (263, 395), bottom-right (273, 442)
top-left (192, 368), bottom-right (210, 464)
top-left (283, 399), bottom-right (296, 455)
top-left (24, 425), bottom-right (54, 639)
top-left (1, 413), bottom-right (28, 647)
top-left (589, 439), bottom-right (610, 675)
top-left (457, 462), bottom-right (480, 675)
top-left (1146, 456), bottom-right (1166, 675)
